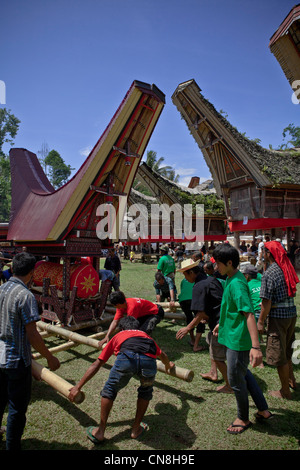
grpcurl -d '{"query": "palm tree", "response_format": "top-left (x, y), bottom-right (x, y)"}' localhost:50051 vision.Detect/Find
top-left (145, 150), bottom-right (179, 181)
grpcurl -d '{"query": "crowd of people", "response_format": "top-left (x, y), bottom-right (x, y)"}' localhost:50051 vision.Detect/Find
top-left (0, 234), bottom-right (299, 448)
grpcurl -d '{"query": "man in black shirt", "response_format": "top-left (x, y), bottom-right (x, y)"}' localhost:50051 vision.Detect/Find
top-left (104, 248), bottom-right (122, 291)
top-left (176, 259), bottom-right (232, 392)
top-left (177, 258), bottom-right (207, 351)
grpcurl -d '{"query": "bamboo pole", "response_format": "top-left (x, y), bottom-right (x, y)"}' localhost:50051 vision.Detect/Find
top-left (104, 305), bottom-right (186, 321)
top-left (36, 321), bottom-right (102, 350)
top-left (32, 330), bottom-right (107, 360)
top-left (156, 361), bottom-right (194, 382)
top-left (31, 360), bottom-right (85, 404)
top-left (36, 322), bottom-right (194, 382)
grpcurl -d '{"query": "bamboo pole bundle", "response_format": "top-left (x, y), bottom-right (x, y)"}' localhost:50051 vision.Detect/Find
top-left (32, 330), bottom-right (107, 360)
top-left (31, 360), bottom-right (85, 404)
top-left (36, 322), bottom-right (194, 382)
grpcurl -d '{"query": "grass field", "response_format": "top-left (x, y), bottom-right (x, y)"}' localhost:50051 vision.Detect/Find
top-left (1, 258), bottom-right (300, 451)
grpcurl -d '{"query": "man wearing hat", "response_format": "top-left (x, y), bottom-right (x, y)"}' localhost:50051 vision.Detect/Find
top-left (176, 258), bottom-right (231, 390)
top-left (157, 245), bottom-right (176, 280)
top-left (255, 235), bottom-right (270, 271)
top-left (176, 258), bottom-right (210, 352)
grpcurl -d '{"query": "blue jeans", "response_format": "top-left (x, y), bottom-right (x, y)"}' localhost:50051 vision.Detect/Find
top-left (226, 349), bottom-right (268, 421)
top-left (101, 351), bottom-right (157, 401)
top-left (0, 360), bottom-right (32, 450)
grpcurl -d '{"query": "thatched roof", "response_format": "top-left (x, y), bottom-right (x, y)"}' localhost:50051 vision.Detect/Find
top-left (269, 4), bottom-right (300, 87)
top-left (172, 79), bottom-right (300, 192)
top-left (136, 162), bottom-right (226, 216)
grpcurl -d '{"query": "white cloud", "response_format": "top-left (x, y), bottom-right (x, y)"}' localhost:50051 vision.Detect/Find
top-left (178, 176), bottom-right (194, 186)
top-left (79, 146), bottom-right (92, 157)
top-left (174, 166), bottom-right (197, 176)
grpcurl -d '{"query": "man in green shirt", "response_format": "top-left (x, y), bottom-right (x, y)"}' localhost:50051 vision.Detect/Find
top-left (178, 277), bottom-right (195, 346)
top-left (242, 265), bottom-right (262, 320)
top-left (157, 245), bottom-right (176, 280)
top-left (212, 243), bottom-right (272, 434)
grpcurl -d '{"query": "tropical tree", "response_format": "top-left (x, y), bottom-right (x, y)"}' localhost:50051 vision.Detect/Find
top-left (0, 108), bottom-right (20, 221)
top-left (282, 123), bottom-right (300, 149)
top-left (145, 150), bottom-right (179, 181)
top-left (44, 150), bottom-right (74, 189)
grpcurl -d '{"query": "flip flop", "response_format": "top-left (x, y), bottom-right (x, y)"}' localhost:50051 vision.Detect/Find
top-left (255, 411), bottom-right (274, 421)
top-left (227, 421), bottom-right (252, 434)
top-left (132, 422), bottom-right (149, 439)
top-left (86, 426), bottom-right (105, 445)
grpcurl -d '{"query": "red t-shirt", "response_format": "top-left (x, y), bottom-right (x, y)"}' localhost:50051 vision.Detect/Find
top-left (98, 329), bottom-right (162, 363)
top-left (114, 298), bottom-right (159, 321)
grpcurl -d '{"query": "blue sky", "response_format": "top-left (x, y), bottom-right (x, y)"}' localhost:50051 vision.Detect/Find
top-left (1, 0), bottom-right (299, 186)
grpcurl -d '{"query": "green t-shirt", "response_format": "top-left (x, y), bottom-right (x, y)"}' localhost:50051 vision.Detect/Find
top-left (218, 270), bottom-right (254, 351)
top-left (178, 278), bottom-right (194, 302)
top-left (157, 254), bottom-right (175, 277)
top-left (247, 278), bottom-right (261, 312)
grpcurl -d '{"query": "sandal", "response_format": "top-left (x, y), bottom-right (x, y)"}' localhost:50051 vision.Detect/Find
top-left (86, 426), bottom-right (105, 445)
top-left (227, 421), bottom-right (252, 434)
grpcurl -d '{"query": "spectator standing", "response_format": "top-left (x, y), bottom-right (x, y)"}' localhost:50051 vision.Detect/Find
top-left (178, 276), bottom-right (195, 346)
top-left (212, 243), bottom-right (272, 434)
top-left (258, 241), bottom-right (299, 398)
top-left (0, 252), bottom-right (60, 450)
top-left (157, 245), bottom-right (176, 280)
top-left (104, 248), bottom-right (122, 291)
top-left (177, 259), bottom-right (207, 352)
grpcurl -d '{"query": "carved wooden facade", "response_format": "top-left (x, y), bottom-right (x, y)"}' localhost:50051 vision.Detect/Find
top-left (172, 79), bottom-right (300, 241)
top-left (269, 4), bottom-right (300, 89)
top-left (6, 81), bottom-right (165, 324)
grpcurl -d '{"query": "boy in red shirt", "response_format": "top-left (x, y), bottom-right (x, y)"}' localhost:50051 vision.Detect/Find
top-left (99, 291), bottom-right (164, 347)
top-left (68, 316), bottom-right (174, 443)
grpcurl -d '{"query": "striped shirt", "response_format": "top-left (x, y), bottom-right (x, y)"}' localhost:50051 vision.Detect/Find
top-left (0, 277), bottom-right (40, 368)
top-left (260, 263), bottom-right (297, 319)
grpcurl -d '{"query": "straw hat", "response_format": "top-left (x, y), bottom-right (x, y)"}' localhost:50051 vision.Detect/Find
top-left (160, 244), bottom-right (169, 252)
top-left (177, 258), bottom-right (200, 273)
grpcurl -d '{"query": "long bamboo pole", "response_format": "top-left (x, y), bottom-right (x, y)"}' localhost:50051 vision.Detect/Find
top-left (36, 322), bottom-right (194, 382)
top-left (36, 321), bottom-right (102, 349)
top-left (104, 305), bottom-right (186, 320)
top-left (32, 330), bottom-right (107, 360)
top-left (31, 360), bottom-right (85, 404)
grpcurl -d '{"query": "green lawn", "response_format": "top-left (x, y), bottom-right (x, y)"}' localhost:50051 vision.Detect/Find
top-left (1, 258), bottom-right (300, 451)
